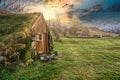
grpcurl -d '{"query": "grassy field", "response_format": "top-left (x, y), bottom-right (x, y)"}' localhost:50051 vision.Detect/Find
top-left (0, 37), bottom-right (120, 80)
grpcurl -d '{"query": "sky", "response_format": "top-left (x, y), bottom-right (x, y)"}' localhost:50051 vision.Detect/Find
top-left (0, 0), bottom-right (120, 29)
top-left (74, 0), bottom-right (120, 10)
top-left (1, 0), bottom-right (120, 11)
top-left (76, 0), bottom-right (120, 30)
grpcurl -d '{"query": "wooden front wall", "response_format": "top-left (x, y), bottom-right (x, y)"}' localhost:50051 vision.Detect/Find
top-left (32, 13), bottom-right (49, 54)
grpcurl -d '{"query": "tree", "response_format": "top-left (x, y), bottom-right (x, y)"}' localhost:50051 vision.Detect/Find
top-left (69, 16), bottom-right (82, 35)
top-left (68, 16), bottom-right (90, 37)
top-left (0, 0), bottom-right (26, 13)
top-left (47, 15), bottom-right (62, 41)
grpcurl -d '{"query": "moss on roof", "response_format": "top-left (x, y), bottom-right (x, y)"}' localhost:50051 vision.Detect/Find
top-left (0, 13), bottom-right (39, 36)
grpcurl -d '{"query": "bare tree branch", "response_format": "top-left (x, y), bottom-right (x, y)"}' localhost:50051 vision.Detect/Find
top-left (5, 0), bottom-right (18, 9)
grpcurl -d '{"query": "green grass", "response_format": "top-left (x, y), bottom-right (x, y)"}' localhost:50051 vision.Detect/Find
top-left (0, 37), bottom-right (120, 80)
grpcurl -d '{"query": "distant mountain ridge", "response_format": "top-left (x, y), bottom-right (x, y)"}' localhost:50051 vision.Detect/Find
top-left (64, 26), bottom-right (118, 38)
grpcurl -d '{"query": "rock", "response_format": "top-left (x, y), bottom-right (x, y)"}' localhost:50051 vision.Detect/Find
top-left (0, 56), bottom-right (7, 62)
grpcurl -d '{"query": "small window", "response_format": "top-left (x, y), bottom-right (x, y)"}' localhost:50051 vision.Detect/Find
top-left (36, 34), bottom-right (41, 41)
top-left (39, 34), bottom-right (41, 40)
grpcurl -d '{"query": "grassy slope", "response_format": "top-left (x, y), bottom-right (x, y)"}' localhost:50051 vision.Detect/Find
top-left (0, 13), bottom-right (38, 44)
top-left (0, 13), bottom-right (36, 34)
top-left (0, 37), bottom-right (120, 80)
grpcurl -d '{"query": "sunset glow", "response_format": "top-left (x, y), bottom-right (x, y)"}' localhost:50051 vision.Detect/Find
top-left (25, 0), bottom-right (76, 21)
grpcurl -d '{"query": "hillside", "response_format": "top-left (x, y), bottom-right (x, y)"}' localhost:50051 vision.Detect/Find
top-left (65, 26), bottom-right (117, 38)
top-left (88, 27), bottom-right (118, 37)
top-left (0, 37), bottom-right (120, 80)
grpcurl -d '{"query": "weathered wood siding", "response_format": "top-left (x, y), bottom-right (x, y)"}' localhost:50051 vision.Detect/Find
top-left (32, 13), bottom-right (49, 54)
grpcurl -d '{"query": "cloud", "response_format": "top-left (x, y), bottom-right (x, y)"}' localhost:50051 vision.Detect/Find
top-left (73, 0), bottom-right (120, 10)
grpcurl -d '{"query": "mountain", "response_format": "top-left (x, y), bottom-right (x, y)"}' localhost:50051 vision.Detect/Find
top-left (65, 26), bottom-right (118, 38)
top-left (87, 27), bottom-right (118, 37)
